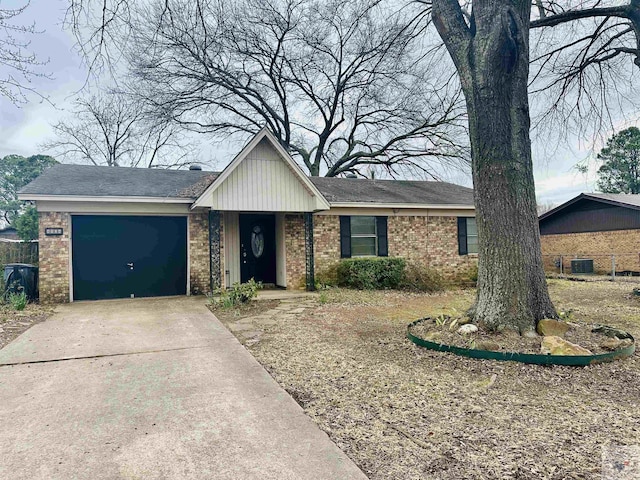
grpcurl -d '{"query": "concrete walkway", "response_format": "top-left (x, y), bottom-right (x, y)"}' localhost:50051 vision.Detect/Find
top-left (0, 297), bottom-right (366, 480)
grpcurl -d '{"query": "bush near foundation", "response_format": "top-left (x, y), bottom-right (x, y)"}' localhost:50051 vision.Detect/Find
top-left (337, 257), bottom-right (406, 289)
top-left (315, 262), bottom-right (340, 288)
top-left (400, 263), bottom-right (445, 292)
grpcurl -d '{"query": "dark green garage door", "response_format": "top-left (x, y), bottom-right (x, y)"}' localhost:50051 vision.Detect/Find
top-left (72, 215), bottom-right (187, 301)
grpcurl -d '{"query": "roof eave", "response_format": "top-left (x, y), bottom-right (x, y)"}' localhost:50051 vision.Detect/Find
top-left (18, 194), bottom-right (195, 204)
top-left (328, 202), bottom-right (475, 209)
top-left (538, 193), bottom-right (640, 222)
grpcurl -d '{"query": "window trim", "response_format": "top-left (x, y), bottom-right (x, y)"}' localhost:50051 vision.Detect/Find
top-left (350, 216), bottom-right (378, 257)
top-left (458, 217), bottom-right (478, 256)
top-left (465, 217), bottom-right (478, 255)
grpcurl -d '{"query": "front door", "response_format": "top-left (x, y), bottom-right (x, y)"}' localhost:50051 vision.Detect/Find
top-left (239, 214), bottom-right (276, 284)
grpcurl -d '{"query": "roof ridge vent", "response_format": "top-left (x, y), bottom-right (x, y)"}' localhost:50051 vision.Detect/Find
top-left (189, 164), bottom-right (202, 171)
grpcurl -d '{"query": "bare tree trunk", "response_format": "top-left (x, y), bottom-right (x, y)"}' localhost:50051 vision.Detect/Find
top-left (434, 0), bottom-right (556, 333)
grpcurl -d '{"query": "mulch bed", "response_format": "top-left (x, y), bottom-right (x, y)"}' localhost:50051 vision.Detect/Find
top-left (208, 299), bottom-right (279, 322)
top-left (0, 303), bottom-right (53, 350)
top-left (226, 282), bottom-right (640, 479)
top-left (408, 317), bottom-right (629, 355)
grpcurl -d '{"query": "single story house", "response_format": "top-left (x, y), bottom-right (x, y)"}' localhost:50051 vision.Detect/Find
top-left (19, 128), bottom-right (477, 303)
top-left (0, 226), bottom-right (20, 242)
top-left (539, 192), bottom-right (640, 274)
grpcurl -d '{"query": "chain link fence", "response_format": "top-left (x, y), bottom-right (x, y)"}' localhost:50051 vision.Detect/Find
top-left (0, 241), bottom-right (39, 267)
top-left (543, 253), bottom-right (640, 282)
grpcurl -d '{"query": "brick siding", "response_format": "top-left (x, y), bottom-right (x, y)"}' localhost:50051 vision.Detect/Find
top-left (312, 214), bottom-right (477, 284)
top-left (38, 210), bottom-right (476, 301)
top-left (38, 211), bottom-right (218, 303)
top-left (285, 214), bottom-right (306, 289)
top-left (189, 210), bottom-right (211, 295)
top-left (541, 230), bottom-right (640, 274)
top-left (38, 212), bottom-right (70, 304)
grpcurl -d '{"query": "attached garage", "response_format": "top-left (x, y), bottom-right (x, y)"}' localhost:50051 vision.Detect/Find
top-left (72, 215), bottom-right (188, 301)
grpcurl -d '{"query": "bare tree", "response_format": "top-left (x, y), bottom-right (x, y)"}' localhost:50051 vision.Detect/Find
top-left (430, 0), bottom-right (640, 333)
top-left (68, 0), bottom-right (640, 334)
top-left (67, 0), bottom-right (468, 178)
top-left (0, 1), bottom-right (49, 105)
top-left (529, 0), bottom-right (640, 142)
top-left (44, 91), bottom-right (194, 168)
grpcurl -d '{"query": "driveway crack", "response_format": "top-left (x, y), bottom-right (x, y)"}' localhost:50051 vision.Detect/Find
top-left (0, 345), bottom-right (214, 367)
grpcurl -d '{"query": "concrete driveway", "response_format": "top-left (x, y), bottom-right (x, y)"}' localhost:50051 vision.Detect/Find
top-left (0, 297), bottom-right (366, 480)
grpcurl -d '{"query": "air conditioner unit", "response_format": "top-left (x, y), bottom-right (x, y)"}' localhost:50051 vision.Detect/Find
top-left (571, 259), bottom-right (594, 274)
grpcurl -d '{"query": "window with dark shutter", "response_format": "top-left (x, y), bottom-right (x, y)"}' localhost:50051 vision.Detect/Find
top-left (376, 216), bottom-right (388, 256)
top-left (458, 217), bottom-right (478, 255)
top-left (457, 217), bottom-right (467, 255)
top-left (339, 216), bottom-right (351, 258)
top-left (340, 215), bottom-right (389, 257)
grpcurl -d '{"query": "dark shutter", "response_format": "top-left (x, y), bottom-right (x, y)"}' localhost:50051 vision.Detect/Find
top-left (376, 216), bottom-right (388, 257)
top-left (339, 216), bottom-right (351, 258)
top-left (457, 217), bottom-right (468, 255)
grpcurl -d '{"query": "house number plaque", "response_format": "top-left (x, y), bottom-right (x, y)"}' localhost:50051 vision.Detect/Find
top-left (45, 228), bottom-right (63, 236)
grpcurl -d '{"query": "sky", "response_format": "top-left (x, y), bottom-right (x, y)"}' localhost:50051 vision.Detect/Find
top-left (0, 0), bottom-right (632, 207)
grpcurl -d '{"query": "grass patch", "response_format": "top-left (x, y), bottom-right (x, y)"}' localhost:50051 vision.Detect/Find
top-left (231, 281), bottom-right (640, 479)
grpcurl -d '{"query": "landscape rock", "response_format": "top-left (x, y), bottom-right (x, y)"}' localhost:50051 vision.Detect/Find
top-left (475, 340), bottom-right (501, 352)
top-left (601, 337), bottom-right (633, 351)
top-left (592, 325), bottom-right (634, 340)
top-left (458, 324), bottom-right (478, 335)
top-left (423, 331), bottom-right (442, 342)
top-left (458, 317), bottom-right (472, 325)
top-left (536, 319), bottom-right (570, 337)
top-left (541, 336), bottom-right (592, 356)
top-left (601, 337), bottom-right (622, 351)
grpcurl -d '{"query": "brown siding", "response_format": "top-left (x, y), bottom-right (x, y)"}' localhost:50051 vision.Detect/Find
top-left (540, 199), bottom-right (640, 235)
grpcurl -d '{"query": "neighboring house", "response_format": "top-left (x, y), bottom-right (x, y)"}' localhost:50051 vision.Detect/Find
top-left (0, 226), bottom-right (20, 242)
top-left (18, 128), bottom-right (477, 303)
top-left (539, 192), bottom-right (640, 274)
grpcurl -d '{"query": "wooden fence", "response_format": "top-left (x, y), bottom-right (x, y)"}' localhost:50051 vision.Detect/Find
top-left (0, 241), bottom-right (39, 267)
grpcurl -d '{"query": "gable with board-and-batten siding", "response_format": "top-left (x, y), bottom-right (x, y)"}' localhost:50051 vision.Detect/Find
top-left (193, 129), bottom-right (330, 212)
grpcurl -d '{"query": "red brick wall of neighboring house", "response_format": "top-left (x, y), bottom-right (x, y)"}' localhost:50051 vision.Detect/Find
top-left (540, 230), bottom-right (640, 274)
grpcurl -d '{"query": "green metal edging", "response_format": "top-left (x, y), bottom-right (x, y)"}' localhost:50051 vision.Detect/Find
top-left (407, 318), bottom-right (636, 366)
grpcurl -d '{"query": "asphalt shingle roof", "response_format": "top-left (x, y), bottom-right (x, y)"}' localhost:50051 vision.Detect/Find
top-left (310, 177), bottom-right (474, 205)
top-left (20, 164), bottom-right (474, 206)
top-left (19, 164), bottom-right (219, 199)
top-left (583, 192), bottom-right (640, 208)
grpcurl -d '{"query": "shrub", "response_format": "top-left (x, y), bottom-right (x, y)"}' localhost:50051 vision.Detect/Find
top-left (0, 274), bottom-right (5, 304)
top-left (315, 262), bottom-right (340, 288)
top-left (337, 257), bottom-right (406, 289)
top-left (468, 264), bottom-right (478, 283)
top-left (9, 291), bottom-right (27, 311)
top-left (209, 278), bottom-right (262, 309)
top-left (401, 263), bottom-right (445, 292)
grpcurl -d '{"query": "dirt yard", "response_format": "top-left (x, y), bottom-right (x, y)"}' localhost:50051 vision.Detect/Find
top-left (0, 303), bottom-right (52, 350)
top-left (219, 280), bottom-right (640, 480)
